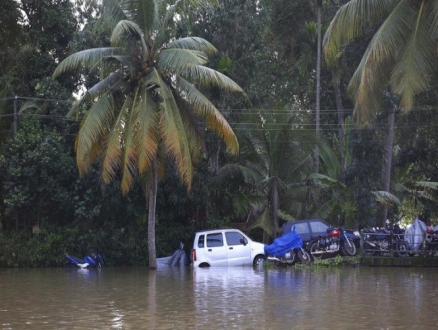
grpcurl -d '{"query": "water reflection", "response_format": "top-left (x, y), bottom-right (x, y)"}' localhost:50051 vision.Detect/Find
top-left (1, 266), bottom-right (438, 329)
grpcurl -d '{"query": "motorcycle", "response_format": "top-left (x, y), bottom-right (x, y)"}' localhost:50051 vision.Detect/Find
top-left (307, 227), bottom-right (357, 259)
top-left (362, 220), bottom-right (408, 257)
top-left (264, 228), bottom-right (312, 265)
top-left (425, 226), bottom-right (438, 255)
top-left (65, 253), bottom-right (103, 268)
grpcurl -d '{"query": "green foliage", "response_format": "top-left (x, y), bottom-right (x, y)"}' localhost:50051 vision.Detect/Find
top-left (311, 255), bottom-right (360, 268)
top-left (0, 116), bottom-right (77, 231)
top-left (344, 127), bottom-right (384, 228)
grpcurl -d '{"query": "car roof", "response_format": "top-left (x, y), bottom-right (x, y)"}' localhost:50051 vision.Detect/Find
top-left (195, 228), bottom-right (242, 234)
top-left (283, 219), bottom-right (326, 226)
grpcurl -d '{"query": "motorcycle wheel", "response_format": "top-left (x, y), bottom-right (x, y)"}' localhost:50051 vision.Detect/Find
top-left (362, 245), bottom-right (376, 256)
top-left (309, 241), bottom-right (324, 260)
top-left (395, 242), bottom-right (409, 258)
top-left (341, 239), bottom-right (357, 256)
top-left (297, 249), bottom-right (312, 264)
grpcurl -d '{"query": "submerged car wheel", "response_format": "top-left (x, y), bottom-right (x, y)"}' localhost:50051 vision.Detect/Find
top-left (253, 255), bottom-right (265, 267)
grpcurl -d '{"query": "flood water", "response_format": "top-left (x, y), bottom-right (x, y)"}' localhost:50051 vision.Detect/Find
top-left (1, 265), bottom-right (438, 329)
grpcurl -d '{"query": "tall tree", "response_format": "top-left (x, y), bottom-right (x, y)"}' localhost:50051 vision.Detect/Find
top-left (53, 0), bottom-right (244, 268)
top-left (323, 0), bottom-right (438, 226)
top-left (218, 108), bottom-right (316, 240)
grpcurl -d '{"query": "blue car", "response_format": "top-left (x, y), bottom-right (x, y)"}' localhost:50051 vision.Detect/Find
top-left (280, 219), bottom-right (361, 249)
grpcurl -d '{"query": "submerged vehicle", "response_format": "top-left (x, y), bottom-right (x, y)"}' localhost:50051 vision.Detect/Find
top-left (65, 253), bottom-right (103, 268)
top-left (157, 242), bottom-right (189, 267)
top-left (264, 228), bottom-right (312, 265)
top-left (191, 228), bottom-right (266, 267)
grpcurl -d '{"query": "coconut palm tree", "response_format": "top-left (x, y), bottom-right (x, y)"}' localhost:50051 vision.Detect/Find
top-left (217, 107), bottom-right (316, 240)
top-left (323, 0), bottom-right (438, 226)
top-left (53, 0), bottom-right (244, 268)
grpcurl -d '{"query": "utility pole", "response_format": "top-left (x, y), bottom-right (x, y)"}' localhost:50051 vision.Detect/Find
top-left (315, 0), bottom-right (322, 172)
top-left (14, 96), bottom-right (18, 135)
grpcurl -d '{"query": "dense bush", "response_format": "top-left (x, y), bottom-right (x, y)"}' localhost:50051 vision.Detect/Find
top-left (0, 219), bottom-right (197, 267)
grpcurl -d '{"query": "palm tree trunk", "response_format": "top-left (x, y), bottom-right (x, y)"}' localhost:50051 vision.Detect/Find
top-left (148, 156), bottom-right (158, 269)
top-left (271, 178), bottom-right (279, 238)
top-left (335, 82), bottom-right (345, 168)
top-left (381, 105), bottom-right (395, 227)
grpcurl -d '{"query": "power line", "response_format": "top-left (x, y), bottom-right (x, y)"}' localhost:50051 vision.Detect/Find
top-left (3, 95), bottom-right (438, 114)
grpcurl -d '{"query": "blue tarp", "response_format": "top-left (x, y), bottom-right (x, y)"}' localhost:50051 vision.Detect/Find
top-left (264, 228), bottom-right (303, 256)
top-left (157, 242), bottom-right (190, 267)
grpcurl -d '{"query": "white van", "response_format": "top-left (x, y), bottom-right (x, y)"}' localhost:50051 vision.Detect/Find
top-left (191, 229), bottom-right (266, 267)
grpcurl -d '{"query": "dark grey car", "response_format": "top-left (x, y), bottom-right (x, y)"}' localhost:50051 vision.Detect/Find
top-left (280, 219), bottom-right (360, 248)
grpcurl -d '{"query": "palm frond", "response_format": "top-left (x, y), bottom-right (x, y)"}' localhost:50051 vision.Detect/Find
top-left (158, 49), bottom-right (208, 73)
top-left (153, 70), bottom-right (194, 189)
top-left (134, 0), bottom-right (157, 36)
top-left (53, 48), bottom-right (124, 79)
top-left (309, 173), bottom-right (346, 189)
top-left (428, 0), bottom-right (438, 38)
top-left (371, 190), bottom-right (400, 206)
top-left (413, 181), bottom-right (438, 190)
top-left (183, 65), bottom-right (244, 93)
top-left (349, 1), bottom-right (415, 122)
top-left (248, 207), bottom-right (274, 239)
top-left (17, 100), bottom-right (41, 113)
top-left (216, 164), bottom-right (263, 186)
top-left (100, 97), bottom-right (132, 185)
top-left (120, 87), bottom-right (148, 194)
top-left (391, 4), bottom-right (435, 111)
top-left (111, 19), bottom-right (149, 58)
top-left (99, 0), bottom-right (130, 31)
top-left (165, 37), bottom-right (218, 56)
top-left (137, 84), bottom-right (159, 174)
top-left (314, 198), bottom-right (339, 219)
top-left (323, 0), bottom-right (397, 63)
top-left (176, 76), bottom-right (238, 153)
top-left (76, 95), bottom-right (116, 176)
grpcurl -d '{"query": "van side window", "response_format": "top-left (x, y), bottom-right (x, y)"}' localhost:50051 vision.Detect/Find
top-left (225, 232), bottom-right (244, 246)
top-left (206, 233), bottom-right (223, 247)
top-left (198, 234), bottom-right (205, 248)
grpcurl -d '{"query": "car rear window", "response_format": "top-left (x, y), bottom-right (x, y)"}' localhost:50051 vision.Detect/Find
top-left (207, 233), bottom-right (224, 247)
top-left (197, 234), bottom-right (205, 248)
top-left (294, 223), bottom-right (309, 235)
top-left (310, 221), bottom-right (329, 233)
top-left (225, 231), bottom-right (244, 246)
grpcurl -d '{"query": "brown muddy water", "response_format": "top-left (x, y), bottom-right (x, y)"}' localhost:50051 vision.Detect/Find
top-left (1, 265), bottom-right (437, 329)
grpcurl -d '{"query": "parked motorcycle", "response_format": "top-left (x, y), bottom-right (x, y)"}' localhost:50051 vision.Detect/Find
top-left (307, 227), bottom-right (357, 259)
top-left (264, 228), bottom-right (312, 265)
top-left (362, 222), bottom-right (409, 257)
top-left (425, 226), bottom-right (438, 255)
top-left (65, 253), bottom-right (103, 268)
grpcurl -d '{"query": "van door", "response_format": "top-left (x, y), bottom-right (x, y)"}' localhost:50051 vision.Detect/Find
top-left (205, 232), bottom-right (228, 266)
top-left (225, 231), bottom-right (252, 266)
